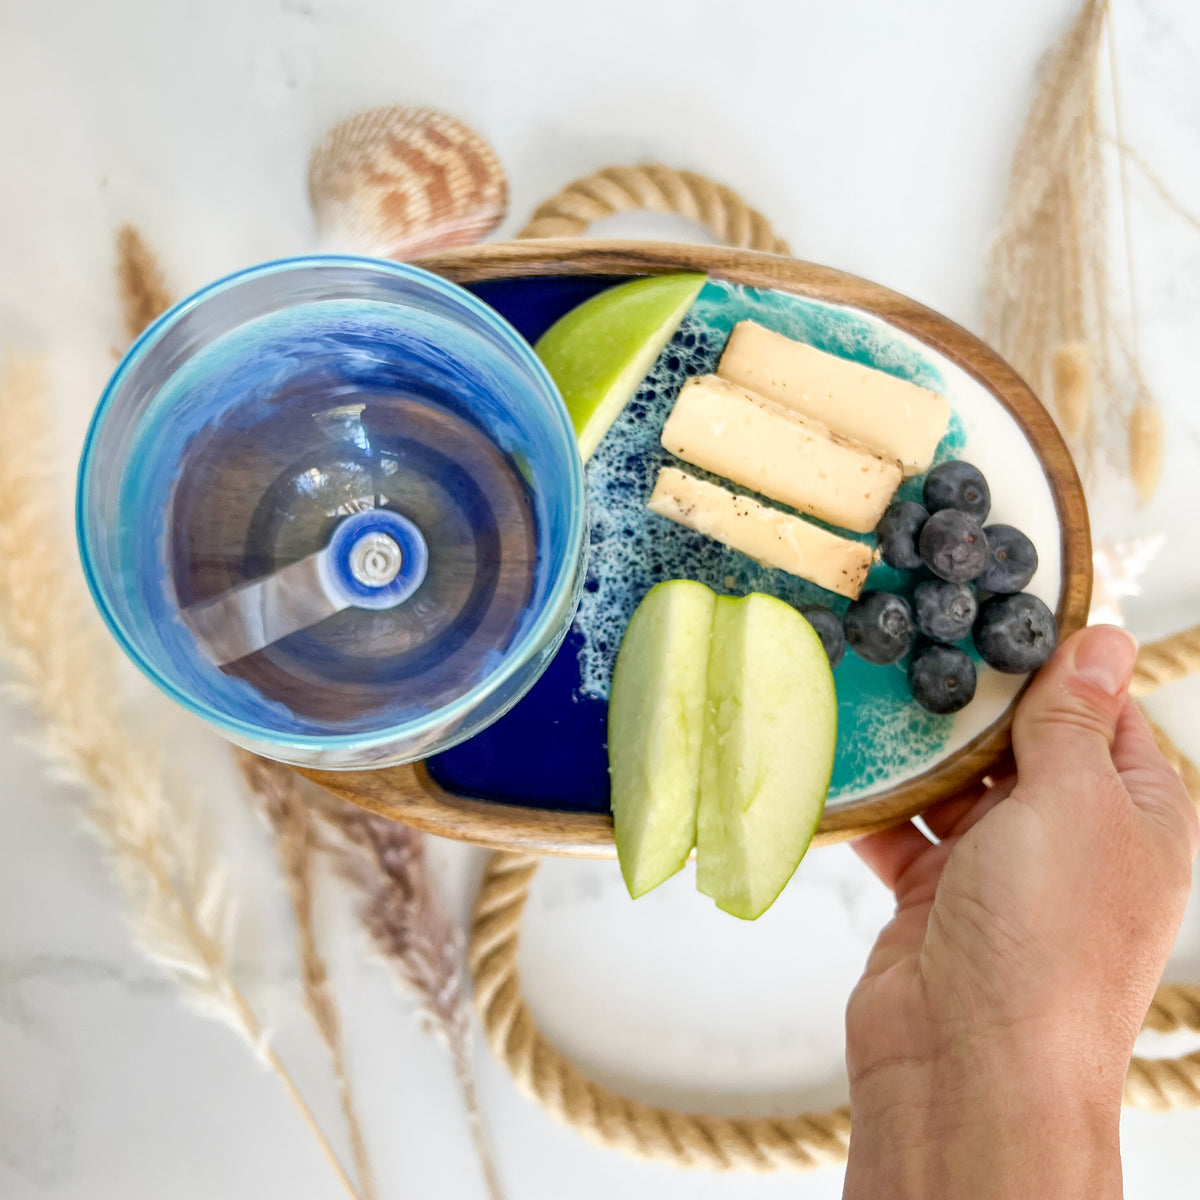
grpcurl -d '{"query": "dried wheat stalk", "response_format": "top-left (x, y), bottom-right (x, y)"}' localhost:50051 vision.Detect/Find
top-left (1128, 403), bottom-right (1164, 501)
top-left (115, 225), bottom-right (174, 343)
top-left (0, 353), bottom-right (361, 1200)
top-left (318, 801), bottom-right (506, 1200)
top-left (1115, 139), bottom-right (1200, 236)
top-left (1104, 1), bottom-right (1165, 504)
top-left (237, 753), bottom-right (376, 1200)
top-left (1050, 341), bottom-right (1092, 442)
top-left (985, 0), bottom-right (1166, 501)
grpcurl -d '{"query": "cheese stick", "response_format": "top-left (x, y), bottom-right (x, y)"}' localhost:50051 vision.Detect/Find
top-left (661, 375), bottom-right (901, 534)
top-left (648, 467), bottom-right (872, 599)
top-left (717, 321), bottom-right (951, 476)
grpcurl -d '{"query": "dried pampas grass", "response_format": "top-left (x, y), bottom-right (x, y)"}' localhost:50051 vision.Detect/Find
top-left (985, 0), bottom-right (1176, 503)
top-left (985, 1), bottom-right (1109, 454)
top-left (115, 225), bottom-right (173, 343)
top-left (318, 802), bottom-right (506, 1200)
top-left (0, 353), bottom-right (362, 1200)
top-left (239, 758), bottom-right (506, 1200)
top-left (238, 753), bottom-right (376, 1200)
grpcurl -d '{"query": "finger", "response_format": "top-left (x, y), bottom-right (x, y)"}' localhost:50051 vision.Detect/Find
top-left (851, 821), bottom-right (934, 892)
top-left (1112, 697), bottom-right (1166, 777)
top-left (923, 774), bottom-right (1017, 841)
top-left (1012, 624), bottom-right (1138, 792)
top-left (1113, 699), bottom-right (1200, 856)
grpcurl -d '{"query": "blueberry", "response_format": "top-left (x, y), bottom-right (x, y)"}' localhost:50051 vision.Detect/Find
top-left (909, 642), bottom-right (978, 714)
top-left (974, 593), bottom-right (1058, 673)
top-left (843, 591), bottom-right (915, 665)
top-left (800, 604), bottom-right (846, 668)
top-left (978, 525), bottom-right (1038, 593)
top-left (919, 509), bottom-right (989, 583)
top-left (924, 460), bottom-right (991, 521)
top-left (913, 580), bottom-right (978, 643)
top-left (876, 500), bottom-right (929, 570)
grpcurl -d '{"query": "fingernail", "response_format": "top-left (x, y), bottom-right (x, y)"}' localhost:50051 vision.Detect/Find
top-left (1073, 625), bottom-right (1139, 696)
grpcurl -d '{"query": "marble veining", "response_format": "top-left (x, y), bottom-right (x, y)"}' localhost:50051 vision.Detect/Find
top-left (2, 1), bottom-right (1199, 1197)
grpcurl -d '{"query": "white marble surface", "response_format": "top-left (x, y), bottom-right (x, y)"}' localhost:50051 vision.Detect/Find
top-left (2, 0), bottom-right (1200, 1196)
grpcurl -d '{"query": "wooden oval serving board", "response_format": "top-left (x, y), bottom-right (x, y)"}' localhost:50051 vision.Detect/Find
top-left (299, 239), bottom-right (1092, 854)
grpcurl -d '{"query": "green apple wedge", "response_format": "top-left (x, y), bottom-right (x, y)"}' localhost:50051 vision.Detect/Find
top-left (535, 273), bottom-right (706, 460)
top-left (696, 595), bottom-right (837, 920)
top-left (608, 580), bottom-right (716, 898)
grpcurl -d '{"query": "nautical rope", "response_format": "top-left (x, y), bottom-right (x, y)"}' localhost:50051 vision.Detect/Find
top-left (518, 164), bottom-right (789, 255)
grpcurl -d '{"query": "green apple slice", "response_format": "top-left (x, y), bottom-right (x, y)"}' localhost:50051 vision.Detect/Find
top-left (608, 580), bottom-right (716, 898)
top-left (696, 594), bottom-right (837, 920)
top-left (535, 273), bottom-right (706, 460)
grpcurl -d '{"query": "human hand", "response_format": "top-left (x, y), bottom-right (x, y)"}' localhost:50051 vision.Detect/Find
top-left (842, 625), bottom-right (1198, 1200)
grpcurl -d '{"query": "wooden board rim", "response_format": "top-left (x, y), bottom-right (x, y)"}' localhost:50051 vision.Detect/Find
top-left (299, 239), bottom-right (1092, 855)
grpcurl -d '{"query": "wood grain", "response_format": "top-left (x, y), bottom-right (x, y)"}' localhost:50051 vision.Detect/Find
top-left (299, 239), bottom-right (1093, 855)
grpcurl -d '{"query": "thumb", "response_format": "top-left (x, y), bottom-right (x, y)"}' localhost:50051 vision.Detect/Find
top-left (1012, 624), bottom-right (1139, 786)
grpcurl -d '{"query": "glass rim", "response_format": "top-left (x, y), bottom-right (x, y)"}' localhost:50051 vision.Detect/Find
top-left (76, 253), bottom-right (586, 756)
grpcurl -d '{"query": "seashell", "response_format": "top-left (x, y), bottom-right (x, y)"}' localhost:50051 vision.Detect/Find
top-left (308, 105), bottom-right (508, 259)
